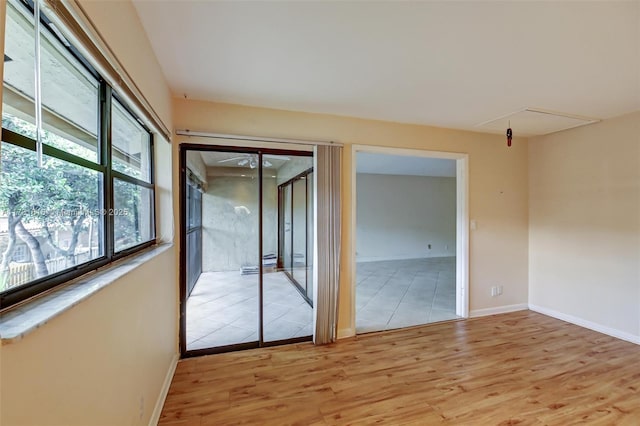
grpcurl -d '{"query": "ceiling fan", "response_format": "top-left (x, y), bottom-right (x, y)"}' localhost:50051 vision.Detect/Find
top-left (218, 154), bottom-right (290, 169)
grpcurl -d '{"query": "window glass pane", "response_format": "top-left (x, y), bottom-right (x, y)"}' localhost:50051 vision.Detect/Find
top-left (0, 141), bottom-right (104, 292)
top-left (3, 0), bottom-right (36, 139)
top-left (114, 178), bottom-right (153, 252)
top-left (40, 18), bottom-right (99, 160)
top-left (3, 0), bottom-right (99, 162)
top-left (194, 189), bottom-right (202, 228)
top-left (1, 0), bottom-right (155, 306)
top-left (186, 184), bottom-right (192, 229)
top-left (112, 99), bottom-right (151, 182)
top-left (186, 176), bottom-right (203, 231)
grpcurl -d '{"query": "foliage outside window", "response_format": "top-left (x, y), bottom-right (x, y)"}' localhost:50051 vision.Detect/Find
top-left (0, 0), bottom-right (155, 308)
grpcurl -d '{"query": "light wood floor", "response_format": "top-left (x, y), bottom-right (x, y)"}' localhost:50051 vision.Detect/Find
top-left (159, 311), bottom-right (640, 425)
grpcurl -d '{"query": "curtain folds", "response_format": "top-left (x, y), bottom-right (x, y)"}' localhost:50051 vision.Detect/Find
top-left (313, 144), bottom-right (342, 345)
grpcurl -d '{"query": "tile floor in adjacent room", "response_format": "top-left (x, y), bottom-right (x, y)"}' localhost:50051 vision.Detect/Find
top-left (186, 270), bottom-right (313, 351)
top-left (356, 257), bottom-right (459, 333)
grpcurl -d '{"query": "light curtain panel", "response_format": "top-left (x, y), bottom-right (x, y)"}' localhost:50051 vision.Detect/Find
top-left (313, 144), bottom-right (342, 345)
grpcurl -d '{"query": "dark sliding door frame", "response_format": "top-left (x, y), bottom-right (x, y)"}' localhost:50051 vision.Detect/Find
top-left (179, 144), bottom-right (313, 358)
top-left (185, 172), bottom-right (203, 297)
top-left (277, 167), bottom-right (314, 306)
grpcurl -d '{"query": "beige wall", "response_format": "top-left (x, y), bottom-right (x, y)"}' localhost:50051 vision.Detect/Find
top-left (356, 174), bottom-right (457, 262)
top-left (0, 1), bottom-right (178, 424)
top-left (173, 98), bottom-right (530, 333)
top-left (529, 111), bottom-right (640, 341)
top-left (1, 250), bottom-right (176, 425)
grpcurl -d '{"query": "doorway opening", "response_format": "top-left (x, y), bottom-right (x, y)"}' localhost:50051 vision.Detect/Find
top-left (180, 145), bottom-right (315, 356)
top-left (352, 146), bottom-right (468, 334)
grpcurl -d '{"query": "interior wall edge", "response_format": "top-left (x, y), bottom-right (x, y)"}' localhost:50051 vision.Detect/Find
top-left (529, 304), bottom-right (640, 346)
top-left (149, 352), bottom-right (180, 426)
top-left (528, 110), bottom-right (640, 338)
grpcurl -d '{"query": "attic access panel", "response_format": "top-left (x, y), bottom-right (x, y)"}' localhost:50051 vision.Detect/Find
top-left (476, 108), bottom-right (600, 136)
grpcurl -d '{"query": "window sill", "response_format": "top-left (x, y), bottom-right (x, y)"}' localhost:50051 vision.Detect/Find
top-left (0, 243), bottom-right (173, 345)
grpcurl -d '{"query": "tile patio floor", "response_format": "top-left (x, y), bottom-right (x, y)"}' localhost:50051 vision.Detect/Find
top-left (356, 257), bottom-right (459, 333)
top-left (187, 257), bottom-right (458, 350)
top-left (186, 270), bottom-right (313, 351)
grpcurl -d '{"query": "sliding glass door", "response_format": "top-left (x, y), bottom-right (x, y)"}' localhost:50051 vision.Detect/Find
top-left (277, 168), bottom-right (314, 304)
top-left (292, 178), bottom-right (307, 289)
top-left (180, 146), bottom-right (314, 355)
top-left (183, 149), bottom-right (260, 353)
top-left (185, 174), bottom-right (203, 297)
top-left (306, 172), bottom-right (314, 304)
top-left (264, 156), bottom-right (313, 342)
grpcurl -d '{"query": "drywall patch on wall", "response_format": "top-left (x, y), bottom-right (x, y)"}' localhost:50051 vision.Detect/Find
top-left (356, 174), bottom-right (456, 261)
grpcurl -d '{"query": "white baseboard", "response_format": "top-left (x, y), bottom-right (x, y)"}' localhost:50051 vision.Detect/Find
top-left (470, 303), bottom-right (528, 318)
top-left (337, 327), bottom-right (355, 339)
top-left (356, 255), bottom-right (455, 263)
top-left (149, 353), bottom-right (179, 426)
top-left (529, 304), bottom-right (640, 345)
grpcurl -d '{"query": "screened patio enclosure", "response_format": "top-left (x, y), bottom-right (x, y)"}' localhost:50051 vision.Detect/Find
top-left (181, 147), bottom-right (315, 355)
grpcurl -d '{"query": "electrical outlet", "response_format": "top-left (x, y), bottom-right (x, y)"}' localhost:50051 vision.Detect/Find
top-left (491, 287), bottom-right (496, 297)
top-left (498, 285), bottom-right (503, 295)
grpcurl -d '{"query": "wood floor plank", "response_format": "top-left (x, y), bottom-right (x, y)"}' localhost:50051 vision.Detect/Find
top-left (159, 311), bottom-right (640, 425)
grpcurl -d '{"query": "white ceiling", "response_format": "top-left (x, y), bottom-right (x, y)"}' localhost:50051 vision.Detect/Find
top-left (133, 1), bottom-right (640, 135)
top-left (357, 153), bottom-right (455, 177)
top-left (476, 108), bottom-right (601, 137)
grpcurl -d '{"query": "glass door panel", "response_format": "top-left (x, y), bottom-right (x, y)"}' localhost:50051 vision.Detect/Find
top-left (185, 150), bottom-right (259, 351)
top-left (182, 148), bottom-right (314, 352)
top-left (292, 178), bottom-right (307, 290)
top-left (264, 153), bottom-right (313, 342)
top-left (263, 156), bottom-right (293, 342)
top-left (282, 184), bottom-right (292, 274)
top-left (186, 176), bottom-right (203, 297)
top-left (306, 172), bottom-right (314, 303)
